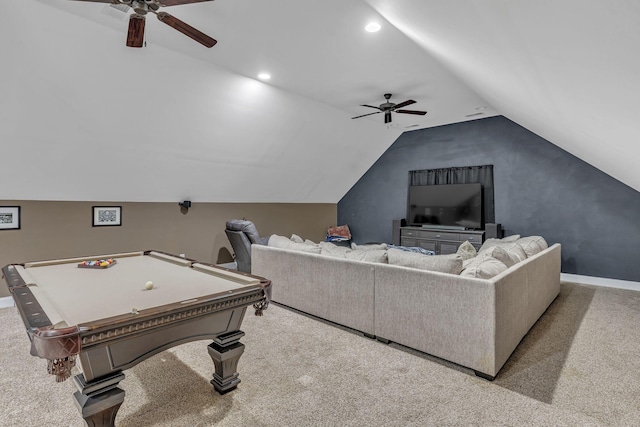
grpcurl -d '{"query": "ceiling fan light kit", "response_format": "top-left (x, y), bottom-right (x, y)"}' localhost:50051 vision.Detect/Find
top-left (71, 0), bottom-right (217, 48)
top-left (352, 93), bottom-right (427, 123)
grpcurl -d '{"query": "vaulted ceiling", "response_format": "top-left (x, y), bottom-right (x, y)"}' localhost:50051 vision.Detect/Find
top-left (2, 0), bottom-right (638, 202)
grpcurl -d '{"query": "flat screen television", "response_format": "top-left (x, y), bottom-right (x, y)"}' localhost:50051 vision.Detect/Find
top-left (408, 183), bottom-right (483, 229)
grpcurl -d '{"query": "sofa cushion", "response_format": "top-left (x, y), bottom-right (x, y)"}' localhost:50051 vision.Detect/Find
top-left (345, 249), bottom-right (388, 263)
top-left (479, 240), bottom-right (528, 264)
top-left (480, 234), bottom-right (520, 250)
top-left (268, 234), bottom-right (322, 254)
top-left (481, 234), bottom-right (520, 248)
top-left (460, 253), bottom-right (508, 279)
top-left (319, 241), bottom-right (352, 258)
top-left (351, 242), bottom-right (388, 251)
top-left (387, 249), bottom-right (463, 274)
top-left (478, 245), bottom-right (517, 267)
top-left (456, 241), bottom-right (477, 261)
top-left (516, 236), bottom-right (549, 257)
top-left (290, 234), bottom-right (304, 243)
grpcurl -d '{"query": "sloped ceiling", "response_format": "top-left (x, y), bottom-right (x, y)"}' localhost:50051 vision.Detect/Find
top-left (2, 0), bottom-right (638, 203)
top-left (365, 0), bottom-right (640, 194)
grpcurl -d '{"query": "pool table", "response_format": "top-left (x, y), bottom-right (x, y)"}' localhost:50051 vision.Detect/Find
top-left (2, 250), bottom-right (271, 427)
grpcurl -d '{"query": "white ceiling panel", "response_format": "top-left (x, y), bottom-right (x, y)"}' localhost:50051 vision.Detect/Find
top-left (2, 0), bottom-right (638, 203)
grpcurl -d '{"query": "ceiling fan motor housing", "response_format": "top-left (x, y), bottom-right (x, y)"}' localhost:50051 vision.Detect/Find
top-left (132, 2), bottom-right (149, 15)
top-left (351, 93), bottom-right (427, 123)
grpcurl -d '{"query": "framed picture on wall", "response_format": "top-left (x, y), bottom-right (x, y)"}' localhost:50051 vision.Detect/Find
top-left (0, 206), bottom-right (20, 230)
top-left (92, 206), bottom-right (122, 227)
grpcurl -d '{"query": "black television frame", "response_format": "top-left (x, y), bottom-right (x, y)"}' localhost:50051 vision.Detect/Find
top-left (407, 183), bottom-right (484, 230)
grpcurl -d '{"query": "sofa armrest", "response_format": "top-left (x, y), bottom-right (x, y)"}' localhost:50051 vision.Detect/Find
top-left (252, 245), bottom-right (376, 335)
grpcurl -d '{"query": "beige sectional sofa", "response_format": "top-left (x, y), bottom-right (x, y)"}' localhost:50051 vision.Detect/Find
top-left (252, 236), bottom-right (561, 379)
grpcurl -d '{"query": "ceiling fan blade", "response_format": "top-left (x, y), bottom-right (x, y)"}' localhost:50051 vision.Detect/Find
top-left (351, 111), bottom-right (382, 119)
top-left (396, 109), bottom-right (427, 115)
top-left (393, 99), bottom-right (416, 110)
top-left (67, 0), bottom-right (117, 3)
top-left (384, 111), bottom-right (392, 124)
top-left (126, 14), bottom-right (146, 48)
top-left (156, 12), bottom-right (217, 48)
top-left (360, 104), bottom-right (382, 110)
top-left (159, 0), bottom-right (215, 6)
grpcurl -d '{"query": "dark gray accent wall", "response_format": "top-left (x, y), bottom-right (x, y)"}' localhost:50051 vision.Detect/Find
top-left (338, 116), bottom-right (640, 282)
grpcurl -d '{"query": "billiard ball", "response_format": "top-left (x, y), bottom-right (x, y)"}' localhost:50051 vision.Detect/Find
top-left (145, 281), bottom-right (154, 290)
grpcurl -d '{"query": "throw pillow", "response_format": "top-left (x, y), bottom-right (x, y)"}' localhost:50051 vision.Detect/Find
top-left (460, 254), bottom-right (508, 279)
top-left (387, 249), bottom-right (463, 274)
top-left (327, 224), bottom-right (351, 239)
top-left (456, 241), bottom-right (477, 261)
top-left (290, 234), bottom-right (304, 243)
top-left (345, 249), bottom-right (388, 263)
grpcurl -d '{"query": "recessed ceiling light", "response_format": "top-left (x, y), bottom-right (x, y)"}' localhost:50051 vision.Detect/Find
top-left (365, 22), bottom-right (381, 33)
top-left (258, 73), bottom-right (271, 80)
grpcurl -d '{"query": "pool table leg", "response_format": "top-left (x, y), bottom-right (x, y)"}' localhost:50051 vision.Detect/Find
top-left (208, 330), bottom-right (246, 394)
top-left (72, 372), bottom-right (126, 427)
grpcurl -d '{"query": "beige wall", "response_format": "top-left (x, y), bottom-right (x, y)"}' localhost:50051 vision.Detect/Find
top-left (0, 200), bottom-right (336, 297)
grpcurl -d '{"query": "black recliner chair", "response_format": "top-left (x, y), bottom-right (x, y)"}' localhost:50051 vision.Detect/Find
top-left (225, 219), bottom-right (269, 273)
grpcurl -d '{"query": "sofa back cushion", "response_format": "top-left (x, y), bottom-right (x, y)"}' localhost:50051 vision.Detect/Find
top-left (516, 236), bottom-right (549, 257)
top-left (351, 242), bottom-right (388, 251)
top-left (477, 245), bottom-right (516, 267)
top-left (319, 241), bottom-right (352, 258)
top-left (345, 249), bottom-right (388, 263)
top-left (387, 249), bottom-right (463, 274)
top-left (460, 253), bottom-right (508, 279)
top-left (479, 240), bottom-right (527, 264)
top-left (268, 234), bottom-right (322, 254)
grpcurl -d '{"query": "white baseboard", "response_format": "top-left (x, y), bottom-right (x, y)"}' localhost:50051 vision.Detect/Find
top-left (0, 296), bottom-right (15, 309)
top-left (562, 273), bottom-right (640, 292)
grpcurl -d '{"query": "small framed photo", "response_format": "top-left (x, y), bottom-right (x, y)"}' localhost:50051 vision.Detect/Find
top-left (92, 206), bottom-right (122, 227)
top-left (0, 206), bottom-right (20, 230)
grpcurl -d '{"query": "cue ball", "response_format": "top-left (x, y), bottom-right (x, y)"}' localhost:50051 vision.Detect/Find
top-left (145, 281), bottom-right (154, 290)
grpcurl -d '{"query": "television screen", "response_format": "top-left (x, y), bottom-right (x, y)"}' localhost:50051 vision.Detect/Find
top-left (408, 183), bottom-right (483, 229)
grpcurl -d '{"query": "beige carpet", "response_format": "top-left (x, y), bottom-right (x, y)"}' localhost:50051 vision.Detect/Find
top-left (1, 282), bottom-right (639, 426)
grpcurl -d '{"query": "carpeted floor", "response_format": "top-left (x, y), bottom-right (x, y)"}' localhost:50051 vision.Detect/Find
top-left (1, 281), bottom-right (639, 426)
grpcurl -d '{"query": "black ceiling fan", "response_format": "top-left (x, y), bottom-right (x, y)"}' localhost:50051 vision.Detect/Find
top-left (352, 93), bottom-right (427, 124)
top-left (70, 0), bottom-right (217, 48)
